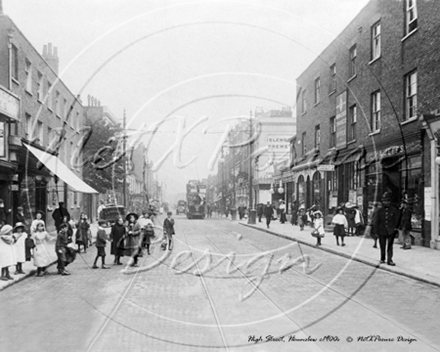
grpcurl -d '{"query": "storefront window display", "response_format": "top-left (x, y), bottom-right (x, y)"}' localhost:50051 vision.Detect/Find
top-left (400, 155), bottom-right (422, 230)
top-left (297, 175), bottom-right (305, 206)
top-left (312, 172), bottom-right (322, 207)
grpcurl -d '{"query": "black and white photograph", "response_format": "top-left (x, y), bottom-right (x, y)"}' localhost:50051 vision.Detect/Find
top-left (0, 0), bottom-right (439, 351)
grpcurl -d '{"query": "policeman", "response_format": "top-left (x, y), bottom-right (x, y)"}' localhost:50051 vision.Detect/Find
top-left (373, 192), bottom-right (400, 266)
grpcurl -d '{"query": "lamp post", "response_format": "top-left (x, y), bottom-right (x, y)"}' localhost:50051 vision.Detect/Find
top-left (248, 110), bottom-right (256, 224)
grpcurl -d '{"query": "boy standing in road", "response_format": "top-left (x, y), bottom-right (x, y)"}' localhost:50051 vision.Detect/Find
top-left (163, 212), bottom-right (175, 250)
top-left (264, 202), bottom-right (274, 229)
top-left (93, 220), bottom-right (110, 269)
top-left (56, 223), bottom-right (70, 276)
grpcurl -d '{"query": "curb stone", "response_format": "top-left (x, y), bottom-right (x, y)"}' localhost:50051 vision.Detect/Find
top-left (240, 222), bottom-right (440, 288)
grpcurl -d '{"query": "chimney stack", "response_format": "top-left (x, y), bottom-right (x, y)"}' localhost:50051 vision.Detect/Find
top-left (42, 42), bottom-right (59, 75)
top-left (0, 0), bottom-right (4, 15)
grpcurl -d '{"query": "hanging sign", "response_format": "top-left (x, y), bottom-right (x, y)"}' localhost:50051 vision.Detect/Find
top-left (335, 91), bottom-right (347, 149)
top-left (0, 86), bottom-right (20, 120)
top-left (317, 164), bottom-right (335, 171)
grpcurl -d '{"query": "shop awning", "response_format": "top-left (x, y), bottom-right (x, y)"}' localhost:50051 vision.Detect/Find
top-left (24, 143), bottom-right (98, 194)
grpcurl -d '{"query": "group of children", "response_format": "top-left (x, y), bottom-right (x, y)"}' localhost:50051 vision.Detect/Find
top-left (0, 209), bottom-right (177, 280)
top-left (297, 206), bottom-right (349, 247)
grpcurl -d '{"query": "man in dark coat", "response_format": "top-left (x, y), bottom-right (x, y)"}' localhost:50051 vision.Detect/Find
top-left (15, 206), bottom-right (27, 227)
top-left (52, 202), bottom-right (70, 231)
top-left (373, 192), bottom-right (400, 266)
top-left (0, 198), bottom-right (11, 225)
top-left (264, 201), bottom-right (274, 229)
top-left (290, 200), bottom-right (299, 225)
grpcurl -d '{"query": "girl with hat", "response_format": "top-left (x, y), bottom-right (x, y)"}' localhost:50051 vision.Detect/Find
top-left (0, 225), bottom-right (15, 281)
top-left (33, 222), bottom-right (55, 276)
top-left (125, 213), bottom-right (141, 266)
top-left (332, 207), bottom-right (348, 246)
top-left (312, 210), bottom-right (325, 246)
top-left (30, 211), bottom-right (45, 235)
top-left (12, 222), bottom-right (27, 275)
top-left (76, 212), bottom-right (90, 253)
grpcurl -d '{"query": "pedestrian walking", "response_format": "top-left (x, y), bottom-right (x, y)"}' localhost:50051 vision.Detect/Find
top-left (61, 216), bottom-right (74, 244)
top-left (0, 225), bottom-right (15, 281)
top-left (298, 206), bottom-right (307, 230)
top-left (110, 216), bottom-right (126, 265)
top-left (12, 222), bottom-right (26, 275)
top-left (279, 201), bottom-right (287, 224)
top-left (33, 222), bottom-right (55, 276)
top-left (76, 213), bottom-right (90, 253)
top-left (332, 207), bottom-right (348, 246)
top-left (373, 192), bottom-right (400, 266)
top-left (163, 211), bottom-right (175, 251)
top-left (125, 213), bottom-right (141, 267)
top-left (15, 206), bottom-right (27, 230)
top-left (256, 203), bottom-right (264, 223)
top-left (290, 200), bottom-right (299, 225)
top-left (52, 202), bottom-right (70, 232)
top-left (30, 211), bottom-right (45, 235)
top-left (264, 202), bottom-right (274, 229)
top-left (344, 202), bottom-right (356, 236)
top-left (399, 196), bottom-right (413, 250)
top-left (369, 202), bottom-right (382, 248)
top-left (0, 199), bottom-right (11, 225)
top-left (92, 220), bottom-right (110, 269)
top-left (312, 210), bottom-right (325, 246)
top-left (55, 223), bottom-right (71, 275)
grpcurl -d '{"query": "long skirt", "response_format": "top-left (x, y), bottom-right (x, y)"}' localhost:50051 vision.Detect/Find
top-left (34, 241), bottom-right (55, 267)
top-left (0, 241), bottom-right (15, 268)
top-left (14, 235), bottom-right (26, 263)
top-left (333, 224), bottom-right (346, 237)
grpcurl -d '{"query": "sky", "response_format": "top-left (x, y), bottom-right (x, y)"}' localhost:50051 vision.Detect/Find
top-left (4, 0), bottom-right (370, 201)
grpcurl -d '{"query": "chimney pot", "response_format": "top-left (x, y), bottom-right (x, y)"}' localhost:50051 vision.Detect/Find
top-left (0, 0), bottom-right (4, 15)
top-left (43, 44), bottom-right (48, 56)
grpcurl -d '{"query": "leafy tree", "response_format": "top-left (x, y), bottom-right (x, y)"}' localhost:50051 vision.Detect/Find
top-left (82, 117), bottom-right (126, 194)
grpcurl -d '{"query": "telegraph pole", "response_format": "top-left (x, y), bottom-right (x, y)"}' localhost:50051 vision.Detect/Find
top-left (123, 109), bottom-right (127, 208)
top-left (248, 109), bottom-right (256, 224)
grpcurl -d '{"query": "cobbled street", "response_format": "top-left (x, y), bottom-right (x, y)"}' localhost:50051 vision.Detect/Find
top-left (0, 216), bottom-right (439, 352)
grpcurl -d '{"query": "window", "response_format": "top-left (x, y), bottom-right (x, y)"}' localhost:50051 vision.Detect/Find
top-left (11, 45), bottom-right (18, 81)
top-left (346, 162), bottom-right (359, 190)
top-left (25, 58), bottom-right (32, 92)
top-left (301, 90), bottom-right (307, 114)
top-left (371, 22), bottom-right (381, 60)
top-left (406, 0), bottom-right (417, 34)
top-left (47, 127), bottom-right (53, 147)
top-left (37, 71), bottom-right (44, 102)
top-left (329, 64), bottom-right (336, 93)
top-left (10, 122), bottom-right (17, 136)
top-left (315, 124), bottom-right (321, 149)
top-left (25, 114), bottom-right (32, 138)
top-left (349, 105), bottom-right (357, 141)
top-left (55, 91), bottom-right (61, 116)
top-left (37, 121), bottom-right (43, 145)
top-left (405, 71), bottom-right (417, 121)
top-left (349, 45), bottom-right (357, 78)
top-left (371, 91), bottom-right (381, 132)
top-left (314, 77), bottom-right (321, 104)
top-left (329, 117), bottom-right (336, 148)
top-left (47, 82), bottom-right (53, 110)
top-left (301, 132), bottom-right (307, 156)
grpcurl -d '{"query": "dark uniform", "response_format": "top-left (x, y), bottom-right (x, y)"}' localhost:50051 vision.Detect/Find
top-left (373, 193), bottom-right (400, 265)
top-left (264, 203), bottom-right (274, 229)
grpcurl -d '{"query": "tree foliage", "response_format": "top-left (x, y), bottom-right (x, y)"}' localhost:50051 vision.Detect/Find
top-left (82, 117), bottom-right (125, 194)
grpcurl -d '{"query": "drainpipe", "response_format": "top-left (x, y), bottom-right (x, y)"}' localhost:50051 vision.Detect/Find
top-left (431, 140), bottom-right (439, 248)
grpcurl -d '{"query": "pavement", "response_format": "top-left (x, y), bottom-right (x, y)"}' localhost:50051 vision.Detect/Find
top-left (0, 223), bottom-right (99, 291)
top-left (237, 217), bottom-right (440, 288)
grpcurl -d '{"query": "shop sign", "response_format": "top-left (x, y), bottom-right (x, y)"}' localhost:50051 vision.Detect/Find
top-left (424, 187), bottom-right (432, 221)
top-left (0, 86), bottom-right (20, 120)
top-left (10, 184), bottom-right (19, 191)
top-left (317, 164), bottom-right (335, 171)
top-left (335, 91), bottom-right (347, 149)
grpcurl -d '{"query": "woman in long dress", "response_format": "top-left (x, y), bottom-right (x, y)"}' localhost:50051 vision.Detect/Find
top-left (0, 225), bottom-right (16, 281)
top-left (110, 217), bottom-right (126, 265)
top-left (33, 221), bottom-right (55, 276)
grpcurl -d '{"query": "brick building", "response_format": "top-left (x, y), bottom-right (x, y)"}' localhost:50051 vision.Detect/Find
top-left (292, 0), bottom-right (440, 248)
top-left (0, 8), bottom-right (97, 230)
